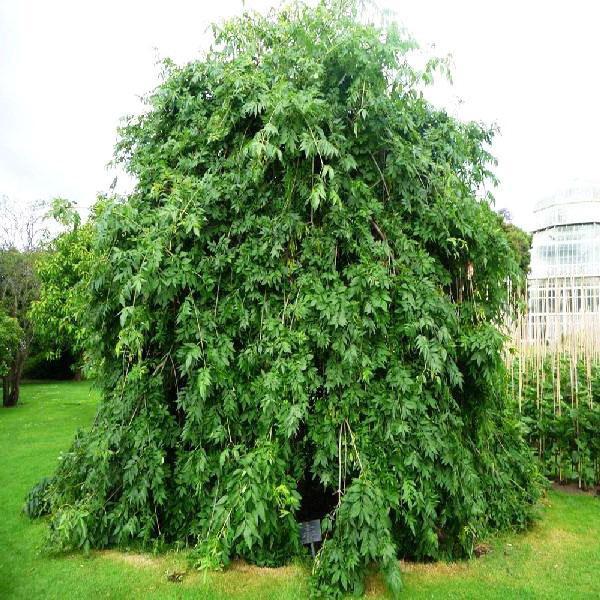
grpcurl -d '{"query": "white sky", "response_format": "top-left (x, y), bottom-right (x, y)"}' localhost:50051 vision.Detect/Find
top-left (1, 0), bottom-right (599, 230)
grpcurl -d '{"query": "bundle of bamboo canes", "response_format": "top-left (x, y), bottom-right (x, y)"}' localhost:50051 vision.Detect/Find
top-left (505, 278), bottom-right (600, 488)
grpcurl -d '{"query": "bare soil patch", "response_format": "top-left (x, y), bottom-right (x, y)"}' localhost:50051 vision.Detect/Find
top-left (551, 481), bottom-right (599, 496)
top-left (100, 550), bottom-right (163, 568)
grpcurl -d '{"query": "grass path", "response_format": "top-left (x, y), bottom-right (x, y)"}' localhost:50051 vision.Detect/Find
top-left (1, 381), bottom-right (599, 599)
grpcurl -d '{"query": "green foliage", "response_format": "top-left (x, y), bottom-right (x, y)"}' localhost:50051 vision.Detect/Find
top-left (23, 476), bottom-right (54, 518)
top-left (0, 248), bottom-right (39, 406)
top-left (0, 249), bottom-right (39, 326)
top-left (0, 310), bottom-right (22, 377)
top-left (30, 198), bottom-right (94, 366)
top-left (312, 474), bottom-right (401, 598)
top-left (36, 1), bottom-right (540, 596)
top-left (48, 197), bottom-right (82, 231)
top-left (500, 217), bottom-right (531, 289)
top-left (514, 355), bottom-right (600, 488)
top-left (191, 442), bottom-right (302, 570)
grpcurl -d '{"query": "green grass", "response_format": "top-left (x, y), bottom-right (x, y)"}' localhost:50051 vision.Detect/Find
top-left (1, 381), bottom-right (599, 599)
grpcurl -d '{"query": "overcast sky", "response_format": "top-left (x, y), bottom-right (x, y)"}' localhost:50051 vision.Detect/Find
top-left (1, 0), bottom-right (599, 229)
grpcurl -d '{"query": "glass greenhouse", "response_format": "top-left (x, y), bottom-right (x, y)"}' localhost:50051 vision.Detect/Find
top-left (527, 185), bottom-right (600, 340)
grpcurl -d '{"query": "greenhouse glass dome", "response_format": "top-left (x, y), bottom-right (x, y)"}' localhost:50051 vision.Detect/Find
top-left (527, 185), bottom-right (600, 339)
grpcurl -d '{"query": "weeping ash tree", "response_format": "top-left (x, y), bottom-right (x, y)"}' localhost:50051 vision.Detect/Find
top-left (36, 1), bottom-right (541, 596)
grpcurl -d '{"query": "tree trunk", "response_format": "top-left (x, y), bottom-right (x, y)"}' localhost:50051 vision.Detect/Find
top-left (2, 348), bottom-right (26, 407)
top-left (3, 371), bottom-right (18, 407)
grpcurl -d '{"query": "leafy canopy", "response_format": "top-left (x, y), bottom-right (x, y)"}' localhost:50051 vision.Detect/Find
top-left (0, 311), bottom-right (21, 378)
top-left (38, 1), bottom-right (541, 596)
top-left (30, 198), bottom-right (94, 366)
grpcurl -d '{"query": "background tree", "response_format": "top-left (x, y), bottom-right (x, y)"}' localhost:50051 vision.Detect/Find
top-left (498, 208), bottom-right (532, 288)
top-left (0, 310), bottom-right (22, 404)
top-left (0, 194), bottom-right (47, 251)
top-left (30, 198), bottom-right (94, 377)
top-left (35, 2), bottom-right (541, 596)
top-left (0, 196), bottom-right (46, 406)
top-left (0, 249), bottom-right (39, 406)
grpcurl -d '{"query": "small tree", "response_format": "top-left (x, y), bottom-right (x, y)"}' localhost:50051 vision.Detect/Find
top-left (0, 196), bottom-right (46, 406)
top-left (0, 249), bottom-right (39, 406)
top-left (0, 311), bottom-right (22, 404)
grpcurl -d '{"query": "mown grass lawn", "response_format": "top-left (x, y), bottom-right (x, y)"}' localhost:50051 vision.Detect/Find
top-left (1, 381), bottom-right (599, 599)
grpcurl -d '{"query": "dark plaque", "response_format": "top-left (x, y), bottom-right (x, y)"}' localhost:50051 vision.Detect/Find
top-left (300, 519), bottom-right (322, 557)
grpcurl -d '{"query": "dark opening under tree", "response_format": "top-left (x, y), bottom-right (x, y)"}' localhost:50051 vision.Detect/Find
top-left (36, 1), bottom-right (541, 596)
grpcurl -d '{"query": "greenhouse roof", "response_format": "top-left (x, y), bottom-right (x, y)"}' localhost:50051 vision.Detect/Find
top-left (532, 185), bottom-right (600, 232)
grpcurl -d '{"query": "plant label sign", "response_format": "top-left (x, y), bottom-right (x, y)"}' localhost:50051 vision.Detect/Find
top-left (300, 519), bottom-right (322, 557)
